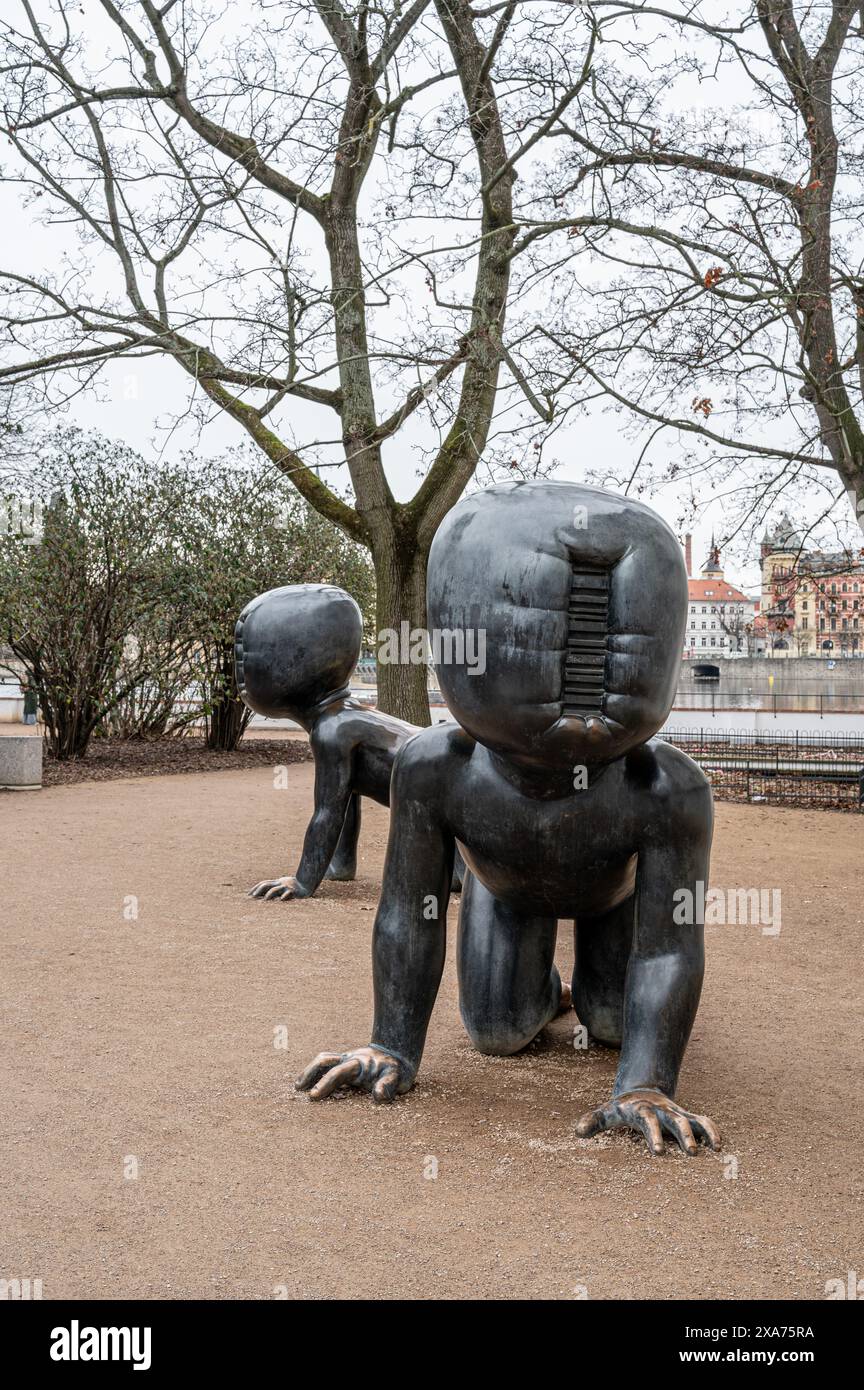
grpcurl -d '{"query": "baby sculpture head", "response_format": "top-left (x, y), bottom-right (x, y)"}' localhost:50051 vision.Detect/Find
top-left (235, 583), bottom-right (363, 723)
top-left (427, 481), bottom-right (687, 769)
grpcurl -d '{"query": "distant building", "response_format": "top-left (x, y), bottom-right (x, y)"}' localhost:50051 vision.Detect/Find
top-left (796, 563), bottom-right (864, 656)
top-left (682, 536), bottom-right (755, 657)
top-left (756, 516), bottom-right (801, 657)
top-left (759, 515), bottom-right (864, 657)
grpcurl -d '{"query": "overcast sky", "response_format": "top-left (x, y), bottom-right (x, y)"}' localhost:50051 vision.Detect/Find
top-left (4, 0), bottom-right (855, 596)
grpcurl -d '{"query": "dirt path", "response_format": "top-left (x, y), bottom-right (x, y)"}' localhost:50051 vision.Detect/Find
top-left (1, 763), bottom-right (861, 1300)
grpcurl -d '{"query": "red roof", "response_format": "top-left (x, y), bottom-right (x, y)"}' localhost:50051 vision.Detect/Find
top-left (687, 578), bottom-right (750, 602)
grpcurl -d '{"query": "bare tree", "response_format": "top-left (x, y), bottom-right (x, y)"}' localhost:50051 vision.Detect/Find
top-left (0, 0), bottom-right (603, 721)
top-left (716, 603), bottom-right (748, 652)
top-left (513, 1), bottom-right (864, 545)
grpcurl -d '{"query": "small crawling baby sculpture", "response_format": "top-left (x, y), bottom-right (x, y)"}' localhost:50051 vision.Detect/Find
top-left (296, 482), bottom-right (720, 1156)
top-left (236, 583), bottom-right (462, 900)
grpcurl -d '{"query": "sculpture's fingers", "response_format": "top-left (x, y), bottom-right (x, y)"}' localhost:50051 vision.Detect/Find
top-left (264, 882), bottom-right (293, 901)
top-left (629, 1104), bottom-right (665, 1156)
top-left (372, 1065), bottom-right (400, 1104)
top-left (248, 881), bottom-right (273, 897)
top-left (659, 1109), bottom-right (698, 1156)
top-left (295, 1052), bottom-right (345, 1092)
top-left (574, 1107), bottom-right (607, 1139)
top-left (308, 1057), bottom-right (363, 1100)
top-left (688, 1112), bottom-right (721, 1151)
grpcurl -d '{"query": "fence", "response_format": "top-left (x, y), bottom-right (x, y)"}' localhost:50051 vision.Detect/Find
top-left (658, 727), bottom-right (864, 811)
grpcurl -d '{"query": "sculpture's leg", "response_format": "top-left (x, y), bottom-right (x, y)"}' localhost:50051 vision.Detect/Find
top-left (450, 844), bottom-right (466, 894)
top-left (572, 895), bottom-right (635, 1047)
top-left (457, 872), bottom-right (560, 1055)
top-left (324, 793), bottom-right (361, 881)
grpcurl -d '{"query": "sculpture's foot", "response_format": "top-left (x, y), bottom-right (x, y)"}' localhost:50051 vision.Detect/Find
top-left (558, 981), bottom-right (573, 1014)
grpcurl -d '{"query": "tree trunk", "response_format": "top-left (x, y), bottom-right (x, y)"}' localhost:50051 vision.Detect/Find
top-left (205, 641), bottom-right (251, 751)
top-left (373, 533), bottom-right (432, 727)
top-left (47, 697), bottom-right (98, 760)
top-left (760, 1), bottom-right (864, 514)
top-left (206, 694), bottom-right (249, 751)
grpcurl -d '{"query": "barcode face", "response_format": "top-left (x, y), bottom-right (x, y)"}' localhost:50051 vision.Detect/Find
top-left (562, 565), bottom-right (609, 716)
top-left (234, 613), bottom-right (247, 696)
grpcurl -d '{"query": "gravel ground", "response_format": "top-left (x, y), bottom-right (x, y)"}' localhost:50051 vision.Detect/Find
top-left (0, 762), bottom-right (861, 1301)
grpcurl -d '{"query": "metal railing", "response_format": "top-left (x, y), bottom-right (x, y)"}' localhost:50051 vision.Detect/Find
top-left (659, 727), bottom-right (864, 810)
top-left (661, 726), bottom-right (864, 754)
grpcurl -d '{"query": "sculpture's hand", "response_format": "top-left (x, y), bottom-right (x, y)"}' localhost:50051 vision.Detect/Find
top-left (248, 875), bottom-right (308, 901)
top-left (295, 1046), bottom-right (413, 1104)
top-left (575, 1089), bottom-right (720, 1157)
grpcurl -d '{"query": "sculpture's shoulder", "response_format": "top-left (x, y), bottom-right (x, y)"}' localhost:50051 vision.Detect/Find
top-left (391, 720), bottom-right (475, 793)
top-left (626, 738), bottom-right (712, 803)
top-left (308, 703), bottom-right (370, 759)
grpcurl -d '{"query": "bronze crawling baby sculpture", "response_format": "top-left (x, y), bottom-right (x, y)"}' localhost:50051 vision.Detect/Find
top-left (296, 482), bottom-right (720, 1157)
top-left (236, 583), bottom-right (463, 900)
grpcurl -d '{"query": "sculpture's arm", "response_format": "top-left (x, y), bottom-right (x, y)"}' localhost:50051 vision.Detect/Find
top-left (249, 740), bottom-right (354, 901)
top-left (292, 750), bottom-right (356, 895)
top-left (577, 782), bottom-right (721, 1155)
top-left (296, 743), bottom-right (455, 1101)
top-left (615, 831), bottom-right (709, 1098)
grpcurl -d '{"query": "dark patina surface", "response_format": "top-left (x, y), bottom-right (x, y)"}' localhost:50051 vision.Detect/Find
top-left (236, 582), bottom-right (462, 899)
top-left (297, 483), bottom-right (719, 1156)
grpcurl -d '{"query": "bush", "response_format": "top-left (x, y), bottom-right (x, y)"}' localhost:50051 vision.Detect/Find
top-left (0, 429), bottom-right (187, 758)
top-left (0, 430), bottom-right (375, 757)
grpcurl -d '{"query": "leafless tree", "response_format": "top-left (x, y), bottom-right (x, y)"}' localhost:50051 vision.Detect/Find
top-left (0, 0), bottom-right (605, 721)
top-left (716, 603), bottom-right (748, 652)
top-left (515, 1), bottom-right (864, 548)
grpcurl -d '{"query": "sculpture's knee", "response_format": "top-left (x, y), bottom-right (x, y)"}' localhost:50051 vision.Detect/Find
top-left (574, 993), bottom-right (623, 1048)
top-left (459, 960), bottom-right (560, 1056)
top-left (464, 1020), bottom-right (537, 1057)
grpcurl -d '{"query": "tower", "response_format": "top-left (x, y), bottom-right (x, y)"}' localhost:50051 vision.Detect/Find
top-left (701, 534), bottom-right (722, 578)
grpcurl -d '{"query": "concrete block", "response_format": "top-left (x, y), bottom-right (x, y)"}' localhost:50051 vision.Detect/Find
top-left (0, 735), bottom-right (42, 789)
